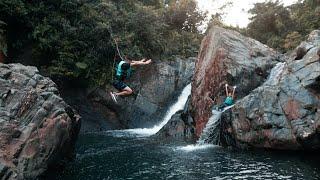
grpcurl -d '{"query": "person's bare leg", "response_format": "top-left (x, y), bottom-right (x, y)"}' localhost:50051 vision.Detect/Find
top-left (114, 87), bottom-right (133, 96)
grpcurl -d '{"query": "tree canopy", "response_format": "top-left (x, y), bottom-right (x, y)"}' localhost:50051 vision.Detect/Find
top-left (244, 0), bottom-right (320, 52)
top-left (0, 0), bottom-right (206, 87)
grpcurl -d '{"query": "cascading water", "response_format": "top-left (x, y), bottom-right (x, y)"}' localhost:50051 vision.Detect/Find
top-left (264, 62), bottom-right (286, 86)
top-left (180, 63), bottom-right (287, 151)
top-left (109, 83), bottom-right (191, 137)
top-left (197, 110), bottom-right (223, 145)
top-left (179, 105), bottom-right (234, 151)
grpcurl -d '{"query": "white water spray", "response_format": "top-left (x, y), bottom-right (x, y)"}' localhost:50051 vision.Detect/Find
top-left (264, 62), bottom-right (286, 86)
top-left (178, 105), bottom-right (234, 151)
top-left (197, 110), bottom-right (222, 145)
top-left (109, 83), bottom-right (192, 137)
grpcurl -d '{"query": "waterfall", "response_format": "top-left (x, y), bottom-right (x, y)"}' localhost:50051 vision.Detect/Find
top-left (198, 105), bottom-right (234, 145)
top-left (178, 105), bottom-right (234, 151)
top-left (109, 83), bottom-right (191, 137)
top-left (264, 62), bottom-right (286, 86)
top-left (197, 110), bottom-right (223, 145)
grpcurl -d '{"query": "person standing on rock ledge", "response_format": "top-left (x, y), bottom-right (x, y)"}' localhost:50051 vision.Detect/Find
top-left (110, 58), bottom-right (152, 103)
top-left (218, 84), bottom-right (236, 111)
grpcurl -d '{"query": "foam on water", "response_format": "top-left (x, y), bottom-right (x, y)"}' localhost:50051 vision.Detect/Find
top-left (177, 144), bottom-right (218, 152)
top-left (107, 83), bottom-right (191, 137)
top-left (179, 105), bottom-right (235, 151)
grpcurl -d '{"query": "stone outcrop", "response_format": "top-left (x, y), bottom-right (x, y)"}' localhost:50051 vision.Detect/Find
top-left (155, 97), bottom-right (195, 141)
top-left (85, 57), bottom-right (195, 131)
top-left (220, 30), bottom-right (320, 150)
top-left (191, 26), bottom-right (281, 137)
top-left (62, 89), bottom-right (124, 133)
top-left (0, 63), bottom-right (80, 179)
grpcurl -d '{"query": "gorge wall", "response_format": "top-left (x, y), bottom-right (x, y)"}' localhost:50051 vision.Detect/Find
top-left (220, 30), bottom-right (320, 150)
top-left (0, 63), bottom-right (80, 179)
top-left (191, 26), bottom-right (281, 137)
top-left (157, 27), bottom-right (320, 151)
top-left (79, 57), bottom-right (195, 133)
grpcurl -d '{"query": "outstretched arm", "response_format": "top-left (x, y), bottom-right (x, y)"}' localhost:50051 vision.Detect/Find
top-left (232, 86), bottom-right (236, 99)
top-left (130, 59), bottom-right (152, 66)
top-left (225, 84), bottom-right (229, 96)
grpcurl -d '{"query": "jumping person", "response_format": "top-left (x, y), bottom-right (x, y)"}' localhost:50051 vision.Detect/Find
top-left (110, 58), bottom-right (152, 103)
top-left (218, 84), bottom-right (236, 111)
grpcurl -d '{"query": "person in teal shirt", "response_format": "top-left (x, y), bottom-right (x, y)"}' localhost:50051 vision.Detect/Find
top-left (218, 84), bottom-right (236, 111)
top-left (110, 57), bottom-right (152, 103)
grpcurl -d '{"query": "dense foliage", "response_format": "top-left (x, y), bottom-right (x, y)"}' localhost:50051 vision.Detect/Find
top-left (244, 0), bottom-right (320, 52)
top-left (0, 0), bottom-right (205, 87)
top-left (1, 0), bottom-right (318, 87)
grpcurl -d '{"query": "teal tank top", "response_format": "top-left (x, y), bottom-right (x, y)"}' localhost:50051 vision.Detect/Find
top-left (116, 61), bottom-right (132, 80)
top-left (224, 96), bottom-right (234, 106)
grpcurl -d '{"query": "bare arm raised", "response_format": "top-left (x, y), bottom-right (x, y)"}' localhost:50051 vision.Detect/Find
top-left (232, 86), bottom-right (236, 99)
top-left (130, 59), bottom-right (152, 66)
top-left (225, 84), bottom-right (229, 96)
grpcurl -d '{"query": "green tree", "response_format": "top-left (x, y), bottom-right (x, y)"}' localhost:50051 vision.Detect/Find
top-left (0, 0), bottom-right (205, 87)
top-left (244, 0), bottom-right (319, 52)
top-left (284, 31), bottom-right (303, 50)
top-left (246, 1), bottom-right (293, 51)
top-left (164, 0), bottom-right (206, 33)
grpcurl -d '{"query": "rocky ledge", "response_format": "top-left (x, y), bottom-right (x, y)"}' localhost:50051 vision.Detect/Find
top-left (0, 63), bottom-right (80, 179)
top-left (221, 30), bottom-right (320, 150)
top-left (157, 27), bottom-right (320, 151)
top-left (156, 26), bottom-right (281, 141)
top-left (191, 26), bottom-right (281, 137)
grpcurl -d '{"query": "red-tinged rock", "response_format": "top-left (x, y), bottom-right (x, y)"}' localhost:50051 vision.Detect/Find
top-left (0, 63), bottom-right (80, 179)
top-left (220, 30), bottom-right (320, 150)
top-left (191, 26), bottom-right (280, 137)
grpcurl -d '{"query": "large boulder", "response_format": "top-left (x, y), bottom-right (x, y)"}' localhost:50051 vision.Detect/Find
top-left (0, 63), bottom-right (80, 179)
top-left (86, 57), bottom-right (195, 131)
top-left (155, 96), bottom-right (196, 141)
top-left (191, 26), bottom-right (281, 137)
top-left (221, 30), bottom-right (320, 150)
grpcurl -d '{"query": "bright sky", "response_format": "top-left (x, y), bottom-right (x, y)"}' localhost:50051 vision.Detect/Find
top-left (197, 0), bottom-right (298, 28)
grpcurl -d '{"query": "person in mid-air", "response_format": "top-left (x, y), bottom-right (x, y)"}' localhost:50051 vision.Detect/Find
top-left (110, 57), bottom-right (152, 103)
top-left (218, 84), bottom-right (236, 111)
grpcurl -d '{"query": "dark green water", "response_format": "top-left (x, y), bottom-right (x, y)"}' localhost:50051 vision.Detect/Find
top-left (54, 132), bottom-right (320, 180)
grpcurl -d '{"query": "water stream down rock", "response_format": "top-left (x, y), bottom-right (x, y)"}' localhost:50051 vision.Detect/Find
top-left (191, 26), bottom-right (281, 137)
top-left (220, 30), bottom-right (320, 150)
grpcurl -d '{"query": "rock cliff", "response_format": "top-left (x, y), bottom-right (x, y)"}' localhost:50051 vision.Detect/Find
top-left (191, 26), bottom-right (281, 137)
top-left (0, 63), bottom-right (80, 179)
top-left (220, 30), bottom-right (320, 150)
top-left (83, 57), bottom-right (195, 132)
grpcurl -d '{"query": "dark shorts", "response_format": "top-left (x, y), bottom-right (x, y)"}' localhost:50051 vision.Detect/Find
top-left (112, 80), bottom-right (128, 91)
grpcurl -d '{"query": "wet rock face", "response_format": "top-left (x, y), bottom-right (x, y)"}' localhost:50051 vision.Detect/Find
top-left (88, 57), bottom-right (195, 130)
top-left (155, 97), bottom-right (196, 141)
top-left (0, 64), bottom-right (80, 179)
top-left (221, 30), bottom-right (320, 150)
top-left (191, 26), bottom-right (280, 137)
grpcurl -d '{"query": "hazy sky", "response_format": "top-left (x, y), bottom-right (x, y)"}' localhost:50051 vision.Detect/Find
top-left (197, 0), bottom-right (298, 28)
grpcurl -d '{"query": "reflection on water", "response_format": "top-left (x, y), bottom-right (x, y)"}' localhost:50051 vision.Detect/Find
top-left (54, 132), bottom-right (320, 180)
